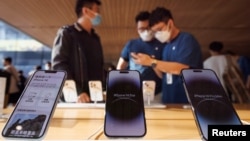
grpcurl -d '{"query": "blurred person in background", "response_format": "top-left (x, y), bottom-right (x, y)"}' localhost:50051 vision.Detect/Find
top-left (203, 41), bottom-right (228, 92)
top-left (52, 0), bottom-right (104, 103)
top-left (116, 11), bottom-right (165, 96)
top-left (17, 70), bottom-right (27, 93)
top-left (44, 61), bottom-right (52, 70)
top-left (28, 65), bottom-right (42, 76)
top-left (226, 50), bottom-right (250, 90)
top-left (2, 57), bottom-right (20, 105)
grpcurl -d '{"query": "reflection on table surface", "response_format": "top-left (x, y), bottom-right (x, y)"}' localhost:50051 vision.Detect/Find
top-left (56, 102), bottom-right (167, 109)
top-left (0, 103), bottom-right (249, 140)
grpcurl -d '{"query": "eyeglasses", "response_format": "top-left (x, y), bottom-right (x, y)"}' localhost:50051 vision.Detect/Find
top-left (151, 20), bottom-right (170, 33)
top-left (153, 24), bottom-right (168, 33)
top-left (137, 27), bottom-right (151, 33)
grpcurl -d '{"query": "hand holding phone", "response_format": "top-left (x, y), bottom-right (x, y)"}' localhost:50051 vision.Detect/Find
top-left (104, 70), bottom-right (147, 138)
top-left (2, 70), bottom-right (67, 140)
top-left (181, 69), bottom-right (242, 141)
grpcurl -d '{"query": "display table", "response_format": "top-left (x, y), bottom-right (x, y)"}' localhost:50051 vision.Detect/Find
top-left (0, 103), bottom-right (249, 140)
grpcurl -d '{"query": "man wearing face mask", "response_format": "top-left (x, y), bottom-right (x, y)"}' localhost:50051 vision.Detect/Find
top-left (116, 11), bottom-right (165, 95)
top-left (52, 0), bottom-right (104, 103)
top-left (131, 7), bottom-right (203, 104)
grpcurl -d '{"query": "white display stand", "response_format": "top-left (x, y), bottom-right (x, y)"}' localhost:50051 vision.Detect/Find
top-left (0, 77), bottom-right (7, 113)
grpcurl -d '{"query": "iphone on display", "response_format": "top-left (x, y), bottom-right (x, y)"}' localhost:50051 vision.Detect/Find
top-left (88, 80), bottom-right (103, 102)
top-left (2, 70), bottom-right (67, 140)
top-left (104, 70), bottom-right (146, 138)
top-left (62, 80), bottom-right (78, 103)
top-left (181, 69), bottom-right (242, 141)
top-left (142, 80), bottom-right (155, 104)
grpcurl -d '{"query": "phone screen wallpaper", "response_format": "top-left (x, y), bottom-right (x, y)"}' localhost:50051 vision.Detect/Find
top-left (3, 114), bottom-right (46, 138)
top-left (105, 71), bottom-right (146, 137)
top-left (183, 70), bottom-right (242, 140)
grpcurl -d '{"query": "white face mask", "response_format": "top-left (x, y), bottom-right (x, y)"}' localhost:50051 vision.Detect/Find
top-left (155, 30), bottom-right (171, 43)
top-left (139, 30), bottom-right (154, 41)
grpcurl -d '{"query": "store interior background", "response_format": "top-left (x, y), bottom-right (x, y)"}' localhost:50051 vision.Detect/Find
top-left (0, 0), bottom-right (250, 77)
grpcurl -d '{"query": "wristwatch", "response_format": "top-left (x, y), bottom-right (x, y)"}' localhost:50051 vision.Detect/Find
top-left (151, 59), bottom-right (157, 68)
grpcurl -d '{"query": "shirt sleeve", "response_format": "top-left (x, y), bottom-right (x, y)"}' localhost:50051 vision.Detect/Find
top-left (51, 27), bottom-right (73, 79)
top-left (239, 56), bottom-right (250, 76)
top-left (176, 34), bottom-right (203, 69)
top-left (120, 41), bottom-right (132, 62)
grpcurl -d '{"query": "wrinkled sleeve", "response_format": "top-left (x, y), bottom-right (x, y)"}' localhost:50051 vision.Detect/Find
top-left (51, 27), bottom-right (73, 79)
top-left (177, 34), bottom-right (203, 69)
top-left (120, 41), bottom-right (132, 62)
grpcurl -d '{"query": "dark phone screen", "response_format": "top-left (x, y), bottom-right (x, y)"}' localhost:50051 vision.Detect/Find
top-left (181, 69), bottom-right (242, 140)
top-left (104, 70), bottom-right (146, 137)
top-left (2, 70), bottom-right (66, 139)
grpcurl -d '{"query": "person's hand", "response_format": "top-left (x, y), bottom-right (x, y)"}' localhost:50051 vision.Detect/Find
top-left (77, 93), bottom-right (90, 103)
top-left (131, 52), bottom-right (152, 66)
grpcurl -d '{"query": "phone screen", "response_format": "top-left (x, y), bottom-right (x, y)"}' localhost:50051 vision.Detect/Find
top-left (2, 70), bottom-right (66, 139)
top-left (104, 70), bottom-right (146, 137)
top-left (181, 69), bottom-right (242, 141)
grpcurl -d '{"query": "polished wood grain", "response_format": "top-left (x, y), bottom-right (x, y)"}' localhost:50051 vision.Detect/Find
top-left (0, 104), bottom-right (249, 140)
top-left (52, 104), bottom-right (250, 120)
top-left (92, 119), bottom-right (201, 140)
top-left (0, 119), bottom-right (200, 140)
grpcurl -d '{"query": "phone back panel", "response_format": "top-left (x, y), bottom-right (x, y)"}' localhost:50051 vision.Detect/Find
top-left (181, 69), bottom-right (242, 141)
top-left (88, 80), bottom-right (103, 101)
top-left (63, 80), bottom-right (77, 103)
top-left (142, 81), bottom-right (155, 101)
top-left (104, 70), bottom-right (146, 137)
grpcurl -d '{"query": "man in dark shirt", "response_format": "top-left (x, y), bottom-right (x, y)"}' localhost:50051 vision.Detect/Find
top-left (52, 0), bottom-right (104, 103)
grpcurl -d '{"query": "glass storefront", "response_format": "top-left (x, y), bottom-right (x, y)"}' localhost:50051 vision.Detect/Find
top-left (0, 20), bottom-right (51, 77)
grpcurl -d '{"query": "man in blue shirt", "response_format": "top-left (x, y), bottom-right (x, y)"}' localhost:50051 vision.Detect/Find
top-left (226, 50), bottom-right (250, 90)
top-left (131, 7), bottom-right (203, 104)
top-left (117, 11), bottom-right (165, 94)
top-left (238, 56), bottom-right (250, 88)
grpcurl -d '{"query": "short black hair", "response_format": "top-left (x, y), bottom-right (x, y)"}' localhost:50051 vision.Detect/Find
top-left (135, 11), bottom-right (150, 23)
top-left (4, 57), bottom-right (12, 63)
top-left (75, 0), bottom-right (101, 18)
top-left (46, 61), bottom-right (51, 65)
top-left (209, 41), bottom-right (224, 52)
top-left (36, 65), bottom-right (42, 70)
top-left (149, 7), bottom-right (173, 27)
top-left (18, 70), bottom-right (23, 74)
